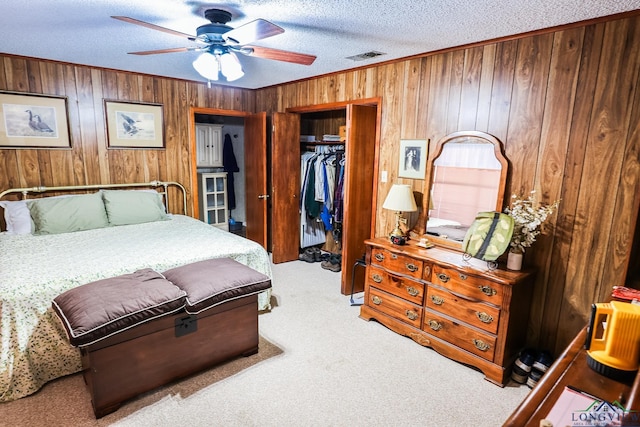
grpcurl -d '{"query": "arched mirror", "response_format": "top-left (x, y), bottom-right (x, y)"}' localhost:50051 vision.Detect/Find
top-left (424, 130), bottom-right (508, 251)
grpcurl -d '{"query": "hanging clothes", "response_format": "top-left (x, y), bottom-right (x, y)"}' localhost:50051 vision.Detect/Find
top-left (333, 155), bottom-right (345, 223)
top-left (223, 133), bottom-right (239, 211)
top-left (299, 145), bottom-right (344, 248)
top-left (331, 156), bottom-right (346, 246)
top-left (300, 151), bottom-right (326, 248)
top-left (304, 158), bottom-right (322, 218)
top-left (319, 162), bottom-right (333, 231)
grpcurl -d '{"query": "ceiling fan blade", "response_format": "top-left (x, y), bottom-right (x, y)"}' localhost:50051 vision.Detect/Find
top-left (128, 47), bottom-right (199, 56)
top-left (112, 16), bottom-right (197, 41)
top-left (247, 46), bottom-right (316, 65)
top-left (223, 19), bottom-right (284, 45)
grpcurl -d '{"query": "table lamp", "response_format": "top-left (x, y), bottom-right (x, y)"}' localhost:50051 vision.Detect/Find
top-left (382, 184), bottom-right (417, 243)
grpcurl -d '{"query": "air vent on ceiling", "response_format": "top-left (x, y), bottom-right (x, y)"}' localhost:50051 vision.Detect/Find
top-left (346, 51), bottom-right (386, 61)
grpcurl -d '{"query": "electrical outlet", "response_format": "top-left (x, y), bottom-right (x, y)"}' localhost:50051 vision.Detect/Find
top-left (381, 171), bottom-right (388, 182)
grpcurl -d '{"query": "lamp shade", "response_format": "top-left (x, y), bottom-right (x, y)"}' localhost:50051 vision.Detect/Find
top-left (382, 184), bottom-right (417, 212)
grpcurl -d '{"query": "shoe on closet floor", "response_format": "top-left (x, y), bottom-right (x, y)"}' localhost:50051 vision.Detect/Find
top-left (321, 254), bottom-right (341, 272)
top-left (299, 248), bottom-right (318, 263)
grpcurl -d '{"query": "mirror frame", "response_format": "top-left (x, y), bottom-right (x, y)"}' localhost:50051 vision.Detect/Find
top-left (419, 130), bottom-right (509, 252)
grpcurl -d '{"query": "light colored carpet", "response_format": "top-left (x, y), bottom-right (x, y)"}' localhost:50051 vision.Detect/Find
top-left (1, 260), bottom-right (530, 426)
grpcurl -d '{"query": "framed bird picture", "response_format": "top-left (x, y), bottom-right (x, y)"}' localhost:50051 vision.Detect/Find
top-left (0, 91), bottom-right (71, 148)
top-left (104, 100), bottom-right (164, 149)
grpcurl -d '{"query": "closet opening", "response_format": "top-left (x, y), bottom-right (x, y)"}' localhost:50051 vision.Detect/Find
top-left (194, 113), bottom-right (246, 237)
top-left (298, 109), bottom-right (348, 272)
top-left (271, 100), bottom-right (379, 295)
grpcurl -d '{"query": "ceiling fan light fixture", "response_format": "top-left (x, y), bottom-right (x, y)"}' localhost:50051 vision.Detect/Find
top-left (116, 8), bottom-right (312, 85)
top-left (192, 52), bottom-right (220, 81)
top-left (219, 51), bottom-right (244, 81)
top-left (193, 49), bottom-right (244, 83)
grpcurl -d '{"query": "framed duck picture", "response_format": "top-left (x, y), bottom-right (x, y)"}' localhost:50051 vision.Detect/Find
top-left (0, 91), bottom-right (71, 148)
top-left (104, 100), bottom-right (165, 149)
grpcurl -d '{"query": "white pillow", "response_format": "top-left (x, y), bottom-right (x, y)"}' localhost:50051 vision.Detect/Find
top-left (0, 200), bottom-right (33, 234)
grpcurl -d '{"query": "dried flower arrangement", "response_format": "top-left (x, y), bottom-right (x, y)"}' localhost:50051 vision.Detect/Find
top-left (504, 191), bottom-right (560, 254)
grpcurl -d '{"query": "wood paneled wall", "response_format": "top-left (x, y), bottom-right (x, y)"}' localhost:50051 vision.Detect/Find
top-left (1, 13), bottom-right (639, 355)
top-left (255, 14), bottom-right (640, 354)
top-left (0, 59), bottom-right (254, 214)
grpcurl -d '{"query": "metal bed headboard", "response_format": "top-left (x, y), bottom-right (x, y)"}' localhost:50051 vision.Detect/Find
top-left (0, 180), bottom-right (187, 215)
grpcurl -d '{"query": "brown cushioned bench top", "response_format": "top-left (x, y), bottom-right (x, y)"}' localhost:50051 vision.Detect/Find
top-left (162, 258), bottom-right (272, 314)
top-left (52, 269), bottom-right (186, 347)
top-left (52, 259), bottom-right (271, 348)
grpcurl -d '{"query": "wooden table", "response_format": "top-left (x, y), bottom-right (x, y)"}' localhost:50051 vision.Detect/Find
top-left (503, 326), bottom-right (640, 426)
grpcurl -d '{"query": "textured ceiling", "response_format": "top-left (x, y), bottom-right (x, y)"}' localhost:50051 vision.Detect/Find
top-left (1, 1), bottom-right (639, 89)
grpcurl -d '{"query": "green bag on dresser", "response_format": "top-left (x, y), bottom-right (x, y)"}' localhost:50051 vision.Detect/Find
top-left (462, 211), bottom-right (514, 263)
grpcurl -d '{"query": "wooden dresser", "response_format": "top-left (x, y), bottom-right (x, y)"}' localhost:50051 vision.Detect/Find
top-left (359, 237), bottom-right (535, 386)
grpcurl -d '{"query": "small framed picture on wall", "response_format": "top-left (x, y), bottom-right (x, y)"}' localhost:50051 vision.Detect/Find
top-left (104, 100), bottom-right (165, 149)
top-left (0, 91), bottom-right (71, 148)
top-left (398, 139), bottom-right (428, 179)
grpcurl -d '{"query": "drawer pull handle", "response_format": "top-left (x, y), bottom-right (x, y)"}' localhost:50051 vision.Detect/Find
top-left (473, 339), bottom-right (491, 351)
top-left (374, 253), bottom-right (384, 262)
top-left (407, 286), bottom-right (419, 297)
top-left (372, 274), bottom-right (383, 283)
top-left (406, 263), bottom-right (418, 272)
top-left (478, 285), bottom-right (497, 296)
top-left (372, 295), bottom-right (382, 305)
top-left (475, 312), bottom-right (494, 324)
top-left (430, 295), bottom-right (444, 305)
top-left (405, 310), bottom-right (419, 321)
top-left (436, 273), bottom-right (450, 283)
top-left (459, 274), bottom-right (467, 280)
top-left (427, 320), bottom-right (442, 331)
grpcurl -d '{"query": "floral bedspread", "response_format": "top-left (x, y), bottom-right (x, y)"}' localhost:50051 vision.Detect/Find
top-left (0, 215), bottom-right (272, 402)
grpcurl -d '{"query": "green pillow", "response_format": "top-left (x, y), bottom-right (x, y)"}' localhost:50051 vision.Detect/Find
top-left (29, 192), bottom-right (109, 235)
top-left (102, 190), bottom-right (168, 226)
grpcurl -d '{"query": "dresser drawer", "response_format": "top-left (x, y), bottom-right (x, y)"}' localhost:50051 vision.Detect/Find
top-left (366, 265), bottom-right (424, 305)
top-left (423, 309), bottom-right (497, 361)
top-left (368, 287), bottom-right (423, 328)
top-left (431, 265), bottom-right (503, 306)
top-left (370, 248), bottom-right (423, 279)
top-left (426, 286), bottom-right (500, 334)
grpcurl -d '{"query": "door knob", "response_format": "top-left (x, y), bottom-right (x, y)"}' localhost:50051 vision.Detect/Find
top-left (258, 194), bottom-right (270, 199)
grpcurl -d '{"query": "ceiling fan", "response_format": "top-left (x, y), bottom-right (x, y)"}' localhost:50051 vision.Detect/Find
top-left (112, 9), bottom-right (316, 83)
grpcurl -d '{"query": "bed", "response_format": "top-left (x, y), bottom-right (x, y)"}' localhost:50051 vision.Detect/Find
top-left (0, 181), bottom-right (272, 402)
top-left (426, 217), bottom-right (469, 242)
